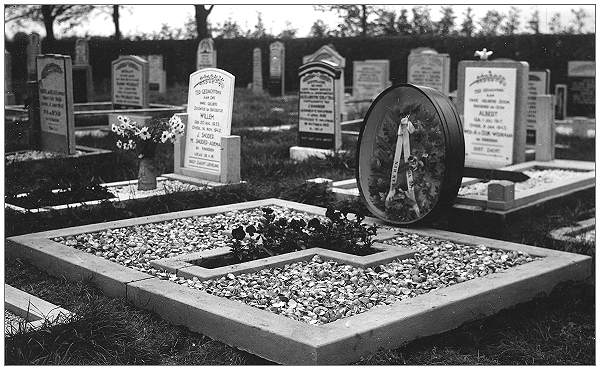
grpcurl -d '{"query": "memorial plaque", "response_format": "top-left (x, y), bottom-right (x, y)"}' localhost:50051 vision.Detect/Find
top-left (252, 47), bottom-right (263, 93)
top-left (554, 84), bottom-right (567, 120)
top-left (303, 45), bottom-right (346, 119)
top-left (74, 39), bottom-right (89, 65)
top-left (196, 38), bottom-right (217, 70)
top-left (269, 41), bottom-right (285, 96)
top-left (298, 62), bottom-right (341, 150)
top-left (353, 61), bottom-right (387, 100)
top-left (407, 51), bottom-right (451, 95)
top-left (111, 55), bottom-right (149, 109)
top-left (184, 68), bottom-right (235, 175)
top-left (567, 61), bottom-right (594, 118)
top-left (26, 33), bottom-right (41, 79)
top-left (457, 60), bottom-right (528, 169)
top-left (36, 54), bottom-right (75, 154)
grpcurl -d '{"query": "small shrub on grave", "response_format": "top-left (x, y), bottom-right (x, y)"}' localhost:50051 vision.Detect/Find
top-left (229, 207), bottom-right (378, 263)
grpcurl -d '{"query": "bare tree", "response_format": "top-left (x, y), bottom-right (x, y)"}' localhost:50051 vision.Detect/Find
top-left (570, 8), bottom-right (588, 34)
top-left (527, 9), bottom-right (540, 34)
top-left (461, 7), bottom-right (476, 37)
top-left (436, 6), bottom-right (456, 35)
top-left (396, 9), bottom-right (412, 35)
top-left (548, 12), bottom-right (563, 34)
top-left (194, 5), bottom-right (214, 39)
top-left (112, 5), bottom-right (121, 40)
top-left (5, 4), bottom-right (94, 41)
top-left (501, 6), bottom-right (521, 35)
top-left (315, 5), bottom-right (377, 37)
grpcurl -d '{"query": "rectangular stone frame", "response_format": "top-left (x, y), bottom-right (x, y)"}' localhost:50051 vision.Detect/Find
top-left (6, 198), bottom-right (591, 364)
top-left (457, 60), bottom-right (529, 167)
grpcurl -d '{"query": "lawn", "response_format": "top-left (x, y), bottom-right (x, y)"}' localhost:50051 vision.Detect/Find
top-left (4, 88), bottom-right (595, 365)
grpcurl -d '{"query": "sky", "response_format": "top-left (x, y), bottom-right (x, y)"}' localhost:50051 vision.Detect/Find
top-left (4, 3), bottom-right (596, 39)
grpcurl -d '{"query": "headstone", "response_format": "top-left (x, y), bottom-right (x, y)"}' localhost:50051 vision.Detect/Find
top-left (352, 60), bottom-right (389, 100)
top-left (290, 61), bottom-right (342, 160)
top-left (252, 47), bottom-right (263, 94)
top-left (268, 41), bottom-right (285, 96)
top-left (26, 33), bottom-right (41, 80)
top-left (457, 59), bottom-right (529, 169)
top-left (147, 55), bottom-right (166, 93)
top-left (111, 55), bottom-right (149, 109)
top-left (5, 50), bottom-right (15, 104)
top-left (196, 38), bottom-right (217, 70)
top-left (36, 54), bottom-right (76, 154)
top-left (407, 48), bottom-right (451, 95)
top-left (172, 68), bottom-right (239, 184)
top-left (303, 45), bottom-right (347, 120)
top-left (533, 95), bottom-right (555, 161)
top-left (74, 39), bottom-right (89, 65)
top-left (566, 61), bottom-right (594, 118)
top-left (526, 69), bottom-right (551, 146)
top-left (554, 84), bottom-right (567, 120)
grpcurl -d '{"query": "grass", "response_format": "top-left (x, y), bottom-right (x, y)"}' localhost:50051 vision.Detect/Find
top-left (4, 88), bottom-right (595, 365)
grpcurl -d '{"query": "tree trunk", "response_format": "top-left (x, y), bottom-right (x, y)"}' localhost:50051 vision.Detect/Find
top-left (361, 5), bottom-right (367, 36)
top-left (113, 5), bottom-right (121, 40)
top-left (194, 5), bottom-right (213, 39)
top-left (41, 5), bottom-right (55, 41)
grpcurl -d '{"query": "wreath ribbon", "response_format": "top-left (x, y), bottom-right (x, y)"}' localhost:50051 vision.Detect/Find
top-left (385, 116), bottom-right (420, 217)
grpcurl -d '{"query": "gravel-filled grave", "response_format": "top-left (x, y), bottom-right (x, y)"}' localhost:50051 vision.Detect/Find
top-left (51, 207), bottom-right (538, 326)
top-left (5, 150), bottom-right (86, 164)
top-left (107, 178), bottom-right (205, 200)
top-left (458, 168), bottom-right (590, 197)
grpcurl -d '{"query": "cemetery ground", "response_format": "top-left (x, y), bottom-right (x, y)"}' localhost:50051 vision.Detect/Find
top-left (5, 87), bottom-right (595, 365)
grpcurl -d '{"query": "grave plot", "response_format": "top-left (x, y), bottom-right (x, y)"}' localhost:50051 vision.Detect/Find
top-left (6, 198), bottom-right (591, 364)
top-left (549, 217), bottom-right (595, 245)
top-left (5, 284), bottom-right (73, 336)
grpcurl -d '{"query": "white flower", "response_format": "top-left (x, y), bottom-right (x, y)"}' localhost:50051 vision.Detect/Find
top-left (116, 140), bottom-right (123, 149)
top-left (128, 140), bottom-right (136, 149)
top-left (169, 115), bottom-right (183, 129)
top-left (169, 132), bottom-right (177, 143)
top-left (138, 127), bottom-right (151, 140)
top-left (122, 142), bottom-right (129, 150)
top-left (160, 131), bottom-right (170, 143)
top-left (111, 124), bottom-right (118, 133)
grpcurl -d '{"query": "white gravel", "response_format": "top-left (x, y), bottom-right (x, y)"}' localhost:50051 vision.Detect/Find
top-left (5, 150), bottom-right (85, 164)
top-left (458, 169), bottom-right (590, 197)
top-left (107, 178), bottom-right (206, 200)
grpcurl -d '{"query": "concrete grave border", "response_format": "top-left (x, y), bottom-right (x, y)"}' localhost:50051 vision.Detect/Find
top-left (5, 284), bottom-right (74, 336)
top-left (5, 198), bottom-right (592, 364)
top-left (549, 217), bottom-right (595, 244)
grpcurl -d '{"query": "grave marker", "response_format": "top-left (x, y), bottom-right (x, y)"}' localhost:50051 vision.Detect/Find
top-left (74, 38), bottom-right (89, 65)
top-left (111, 55), bottom-right (149, 109)
top-left (554, 84), bottom-right (567, 120)
top-left (5, 50), bottom-right (15, 104)
top-left (268, 41), bottom-right (285, 96)
top-left (26, 33), bottom-right (41, 80)
top-left (290, 61), bottom-right (342, 161)
top-left (171, 68), bottom-right (240, 184)
top-left (303, 45), bottom-right (346, 120)
top-left (147, 55), bottom-right (166, 93)
top-left (526, 69), bottom-right (550, 147)
top-left (352, 60), bottom-right (388, 100)
top-left (252, 47), bottom-right (263, 94)
top-left (36, 54), bottom-right (75, 154)
top-left (407, 48), bottom-right (451, 95)
top-left (457, 59), bottom-right (529, 169)
top-left (72, 39), bottom-right (93, 103)
top-left (196, 38), bottom-right (217, 70)
top-left (566, 61), bottom-right (594, 118)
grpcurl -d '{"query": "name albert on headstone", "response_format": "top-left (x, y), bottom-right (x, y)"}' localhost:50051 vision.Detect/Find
top-left (169, 68), bottom-right (240, 185)
top-left (268, 41), bottom-right (285, 96)
top-left (297, 61), bottom-right (342, 151)
top-left (407, 48), bottom-right (451, 95)
top-left (197, 38), bottom-right (217, 70)
top-left (36, 54), bottom-right (76, 155)
top-left (252, 47), bottom-right (263, 94)
top-left (566, 61), bottom-right (595, 118)
top-left (111, 55), bottom-right (149, 110)
top-left (457, 54), bottom-right (529, 169)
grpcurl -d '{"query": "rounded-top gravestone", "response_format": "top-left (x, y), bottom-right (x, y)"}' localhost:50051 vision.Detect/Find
top-left (357, 84), bottom-right (464, 225)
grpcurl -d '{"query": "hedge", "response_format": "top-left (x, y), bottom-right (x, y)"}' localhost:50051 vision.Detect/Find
top-left (5, 34), bottom-right (595, 103)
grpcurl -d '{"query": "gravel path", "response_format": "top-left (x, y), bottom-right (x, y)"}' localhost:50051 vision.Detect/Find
top-left (458, 169), bottom-right (590, 197)
top-left (52, 208), bottom-right (537, 325)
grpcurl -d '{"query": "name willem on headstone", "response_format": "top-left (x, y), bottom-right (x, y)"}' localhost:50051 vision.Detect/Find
top-left (252, 47), bottom-right (263, 93)
top-left (526, 70), bottom-right (550, 145)
top-left (457, 60), bottom-right (529, 169)
top-left (298, 61), bottom-right (342, 151)
top-left (407, 49), bottom-right (451, 95)
top-left (197, 38), bottom-right (217, 70)
top-left (352, 61), bottom-right (387, 100)
top-left (111, 55), bottom-right (149, 109)
top-left (36, 54), bottom-right (75, 154)
top-left (183, 68), bottom-right (235, 176)
top-left (269, 41), bottom-right (285, 96)
top-left (567, 61), bottom-right (595, 118)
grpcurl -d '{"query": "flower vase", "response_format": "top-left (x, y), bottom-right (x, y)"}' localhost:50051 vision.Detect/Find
top-left (138, 157), bottom-right (157, 190)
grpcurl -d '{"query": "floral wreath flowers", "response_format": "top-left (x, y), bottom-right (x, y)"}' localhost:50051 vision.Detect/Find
top-left (112, 114), bottom-right (185, 158)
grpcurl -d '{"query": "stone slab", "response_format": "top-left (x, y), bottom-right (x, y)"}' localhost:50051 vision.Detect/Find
top-left (549, 217), bottom-right (595, 244)
top-left (290, 146), bottom-right (346, 161)
top-left (6, 198), bottom-right (592, 364)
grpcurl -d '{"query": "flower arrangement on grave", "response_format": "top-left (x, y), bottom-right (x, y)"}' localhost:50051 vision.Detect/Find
top-left (367, 102), bottom-right (446, 223)
top-left (112, 114), bottom-right (185, 190)
top-left (229, 207), bottom-right (378, 263)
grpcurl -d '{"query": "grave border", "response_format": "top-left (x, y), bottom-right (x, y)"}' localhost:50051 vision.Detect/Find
top-left (549, 217), bottom-right (595, 244)
top-left (5, 198), bottom-right (592, 364)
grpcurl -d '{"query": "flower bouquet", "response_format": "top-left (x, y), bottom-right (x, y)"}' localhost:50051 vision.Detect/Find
top-left (112, 114), bottom-right (185, 190)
